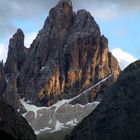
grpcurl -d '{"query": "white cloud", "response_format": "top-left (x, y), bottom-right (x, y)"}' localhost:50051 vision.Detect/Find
top-left (0, 44), bottom-right (8, 63)
top-left (73, 0), bottom-right (140, 21)
top-left (93, 8), bottom-right (119, 21)
top-left (25, 32), bottom-right (37, 48)
top-left (111, 48), bottom-right (137, 70)
top-left (88, 3), bottom-right (120, 21)
top-left (0, 0), bottom-right (140, 38)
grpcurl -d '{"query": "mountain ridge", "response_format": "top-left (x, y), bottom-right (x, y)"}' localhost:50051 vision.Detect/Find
top-left (64, 60), bottom-right (140, 140)
top-left (14, 0), bottom-right (120, 106)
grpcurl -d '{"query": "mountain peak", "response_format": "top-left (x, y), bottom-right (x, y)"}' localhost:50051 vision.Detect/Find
top-left (55, 0), bottom-right (73, 13)
top-left (13, 28), bottom-right (24, 40)
top-left (17, 0), bottom-right (121, 106)
top-left (58, 0), bottom-right (72, 7)
top-left (55, 0), bottom-right (73, 16)
top-left (4, 28), bottom-right (27, 77)
top-left (17, 28), bottom-right (24, 34)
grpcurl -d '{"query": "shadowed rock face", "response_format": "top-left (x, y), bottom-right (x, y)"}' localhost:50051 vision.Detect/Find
top-left (64, 60), bottom-right (140, 140)
top-left (2, 29), bottom-right (28, 109)
top-left (3, 74), bottom-right (20, 110)
top-left (16, 0), bottom-right (120, 106)
top-left (0, 62), bottom-right (6, 95)
top-left (0, 96), bottom-right (36, 140)
top-left (4, 28), bottom-right (27, 78)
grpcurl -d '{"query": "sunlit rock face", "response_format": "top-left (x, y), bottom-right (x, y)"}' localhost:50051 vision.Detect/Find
top-left (20, 74), bottom-right (113, 135)
top-left (16, 0), bottom-right (121, 106)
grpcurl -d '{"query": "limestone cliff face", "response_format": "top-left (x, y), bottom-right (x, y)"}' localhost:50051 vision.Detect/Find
top-left (3, 75), bottom-right (19, 110)
top-left (2, 29), bottom-right (27, 109)
top-left (4, 28), bottom-right (27, 78)
top-left (17, 0), bottom-right (121, 106)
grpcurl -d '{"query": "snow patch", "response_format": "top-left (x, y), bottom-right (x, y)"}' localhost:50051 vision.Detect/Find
top-left (20, 75), bottom-right (108, 119)
top-left (55, 120), bottom-right (64, 131)
top-left (35, 127), bottom-right (51, 135)
top-left (22, 112), bottom-right (28, 118)
top-left (66, 120), bottom-right (74, 125)
top-left (39, 114), bottom-right (43, 117)
top-left (53, 100), bottom-right (69, 112)
top-left (26, 100), bottom-right (32, 104)
top-left (20, 99), bottom-right (47, 118)
top-left (40, 66), bottom-right (49, 71)
top-left (66, 118), bottom-right (78, 126)
top-left (49, 119), bottom-right (52, 124)
top-left (20, 75), bottom-right (112, 133)
top-left (5, 76), bottom-right (8, 83)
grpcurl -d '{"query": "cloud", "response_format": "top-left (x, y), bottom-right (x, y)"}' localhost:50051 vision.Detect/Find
top-left (0, 0), bottom-right (140, 38)
top-left (0, 44), bottom-right (8, 63)
top-left (25, 32), bottom-right (37, 48)
top-left (0, 0), bottom-right (58, 38)
top-left (72, 0), bottom-right (140, 21)
top-left (111, 48), bottom-right (137, 70)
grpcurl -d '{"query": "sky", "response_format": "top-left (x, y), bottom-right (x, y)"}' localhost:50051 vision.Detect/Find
top-left (0, 0), bottom-right (140, 69)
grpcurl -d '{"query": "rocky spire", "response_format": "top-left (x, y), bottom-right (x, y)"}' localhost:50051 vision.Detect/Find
top-left (17, 0), bottom-right (121, 106)
top-left (43, 0), bottom-right (73, 30)
top-left (0, 29), bottom-right (28, 110)
top-left (58, 0), bottom-right (72, 7)
top-left (4, 28), bottom-right (27, 78)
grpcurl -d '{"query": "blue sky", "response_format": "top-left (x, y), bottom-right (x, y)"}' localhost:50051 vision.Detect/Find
top-left (0, 0), bottom-right (140, 69)
top-left (99, 13), bottom-right (140, 58)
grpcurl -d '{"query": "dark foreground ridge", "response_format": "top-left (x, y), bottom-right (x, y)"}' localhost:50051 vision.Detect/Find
top-left (0, 96), bottom-right (36, 140)
top-left (64, 60), bottom-right (140, 140)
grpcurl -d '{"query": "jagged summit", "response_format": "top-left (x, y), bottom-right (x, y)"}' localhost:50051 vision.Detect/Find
top-left (4, 29), bottom-right (27, 78)
top-left (55, 0), bottom-right (73, 14)
top-left (15, 28), bottom-right (24, 35)
top-left (58, 0), bottom-right (72, 6)
top-left (1, 1), bottom-right (121, 107)
top-left (16, 0), bottom-right (121, 106)
top-left (9, 28), bottom-right (24, 49)
top-left (43, 0), bottom-right (73, 30)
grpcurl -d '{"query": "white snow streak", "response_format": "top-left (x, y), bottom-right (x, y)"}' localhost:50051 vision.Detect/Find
top-left (55, 120), bottom-right (64, 131)
top-left (69, 75), bottom-right (112, 102)
top-left (35, 127), bottom-right (51, 135)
